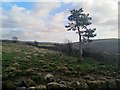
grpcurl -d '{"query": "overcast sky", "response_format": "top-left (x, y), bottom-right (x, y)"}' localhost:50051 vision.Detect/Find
top-left (1, 0), bottom-right (119, 43)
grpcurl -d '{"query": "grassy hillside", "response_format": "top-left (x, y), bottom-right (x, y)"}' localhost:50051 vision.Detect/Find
top-left (2, 41), bottom-right (119, 89)
top-left (72, 39), bottom-right (119, 65)
top-left (72, 39), bottom-right (119, 53)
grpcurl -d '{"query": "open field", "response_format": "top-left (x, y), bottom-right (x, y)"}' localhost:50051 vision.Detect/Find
top-left (2, 41), bottom-right (120, 90)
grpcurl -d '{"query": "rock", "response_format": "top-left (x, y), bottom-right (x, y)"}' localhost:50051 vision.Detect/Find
top-left (59, 81), bottom-right (66, 85)
top-left (42, 65), bottom-right (49, 69)
top-left (99, 77), bottom-right (107, 81)
top-left (12, 63), bottom-right (20, 67)
top-left (44, 74), bottom-right (54, 83)
top-left (84, 75), bottom-right (95, 80)
top-left (67, 67), bottom-right (74, 71)
top-left (44, 74), bottom-right (54, 79)
top-left (25, 69), bottom-right (36, 76)
top-left (106, 80), bottom-right (117, 90)
top-left (49, 62), bottom-right (56, 67)
top-left (87, 80), bottom-right (102, 90)
top-left (16, 87), bottom-right (26, 90)
top-left (27, 87), bottom-right (36, 90)
top-left (71, 81), bottom-right (80, 88)
top-left (36, 85), bottom-right (46, 90)
top-left (25, 79), bottom-right (36, 87)
top-left (71, 81), bottom-right (89, 90)
top-left (113, 72), bottom-right (117, 75)
top-left (79, 82), bottom-right (89, 90)
top-left (106, 77), bottom-right (112, 79)
top-left (26, 55), bottom-right (31, 59)
top-left (57, 66), bottom-right (68, 73)
top-left (46, 82), bottom-right (67, 90)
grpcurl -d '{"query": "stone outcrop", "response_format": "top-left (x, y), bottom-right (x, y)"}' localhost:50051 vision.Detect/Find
top-left (4, 79), bottom-right (120, 90)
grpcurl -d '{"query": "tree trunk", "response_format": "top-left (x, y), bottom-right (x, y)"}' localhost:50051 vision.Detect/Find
top-left (78, 26), bottom-right (83, 62)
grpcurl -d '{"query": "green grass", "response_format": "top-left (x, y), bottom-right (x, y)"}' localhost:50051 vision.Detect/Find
top-left (2, 42), bottom-right (118, 86)
top-left (38, 44), bottom-right (55, 47)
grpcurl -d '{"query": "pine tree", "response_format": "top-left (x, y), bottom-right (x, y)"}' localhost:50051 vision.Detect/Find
top-left (65, 8), bottom-right (96, 62)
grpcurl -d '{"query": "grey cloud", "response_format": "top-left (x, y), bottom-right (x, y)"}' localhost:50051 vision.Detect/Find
top-left (2, 1), bottom-right (118, 42)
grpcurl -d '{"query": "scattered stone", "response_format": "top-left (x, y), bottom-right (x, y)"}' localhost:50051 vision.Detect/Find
top-left (16, 87), bottom-right (26, 90)
top-left (71, 81), bottom-right (89, 90)
top-left (44, 74), bottom-right (54, 79)
top-left (113, 72), bottom-right (117, 75)
top-left (71, 81), bottom-right (80, 88)
top-left (26, 69), bottom-right (36, 76)
top-left (42, 65), bottom-right (49, 69)
top-left (59, 81), bottom-right (66, 85)
top-left (84, 75), bottom-right (95, 80)
top-left (40, 85), bottom-right (46, 90)
top-left (46, 82), bottom-right (67, 90)
top-left (79, 82), bottom-right (89, 90)
top-left (12, 63), bottom-right (20, 67)
top-left (27, 87), bottom-right (36, 90)
top-left (57, 66), bottom-right (68, 73)
top-left (26, 55), bottom-right (31, 59)
top-left (35, 85), bottom-right (46, 90)
top-left (106, 77), bottom-right (112, 79)
top-left (26, 79), bottom-right (36, 87)
top-left (44, 74), bottom-right (54, 83)
top-left (87, 80), bottom-right (102, 90)
top-left (99, 77), bottom-right (107, 81)
top-left (49, 62), bottom-right (56, 67)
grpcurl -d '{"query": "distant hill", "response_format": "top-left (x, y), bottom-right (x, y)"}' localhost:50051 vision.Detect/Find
top-left (1, 38), bottom-right (119, 54)
top-left (72, 39), bottom-right (119, 54)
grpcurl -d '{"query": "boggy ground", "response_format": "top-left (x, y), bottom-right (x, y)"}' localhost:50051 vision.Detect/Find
top-left (2, 41), bottom-right (120, 90)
